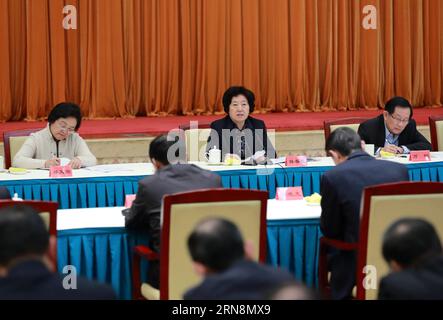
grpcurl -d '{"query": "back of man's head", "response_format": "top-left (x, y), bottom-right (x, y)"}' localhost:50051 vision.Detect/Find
top-left (188, 218), bottom-right (245, 272)
top-left (266, 281), bottom-right (320, 300)
top-left (0, 205), bottom-right (49, 267)
top-left (149, 134), bottom-right (183, 166)
top-left (325, 127), bottom-right (362, 157)
top-left (382, 218), bottom-right (442, 268)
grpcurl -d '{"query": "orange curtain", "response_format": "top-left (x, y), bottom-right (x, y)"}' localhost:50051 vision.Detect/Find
top-left (0, 0), bottom-right (442, 121)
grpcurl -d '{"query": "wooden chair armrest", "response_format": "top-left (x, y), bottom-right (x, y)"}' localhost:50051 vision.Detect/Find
top-left (318, 237), bottom-right (359, 298)
top-left (132, 245), bottom-right (159, 299)
top-left (320, 237), bottom-right (359, 251)
top-left (133, 245), bottom-right (160, 260)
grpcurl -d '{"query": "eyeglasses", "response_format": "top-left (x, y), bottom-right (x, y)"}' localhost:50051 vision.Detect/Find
top-left (388, 113), bottom-right (409, 124)
top-left (56, 120), bottom-right (76, 133)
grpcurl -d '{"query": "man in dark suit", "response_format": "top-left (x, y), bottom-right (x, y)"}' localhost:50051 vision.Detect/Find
top-left (184, 218), bottom-right (295, 300)
top-left (379, 218), bottom-right (443, 300)
top-left (206, 86), bottom-right (276, 162)
top-left (124, 134), bottom-right (222, 287)
top-left (320, 127), bottom-right (409, 300)
top-left (0, 187), bottom-right (11, 199)
top-left (0, 205), bottom-right (115, 299)
top-left (358, 96), bottom-right (431, 154)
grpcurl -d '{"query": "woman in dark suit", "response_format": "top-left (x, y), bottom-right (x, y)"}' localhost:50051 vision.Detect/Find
top-left (206, 86), bottom-right (276, 163)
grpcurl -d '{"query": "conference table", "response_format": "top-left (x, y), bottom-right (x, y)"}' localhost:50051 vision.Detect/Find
top-left (2, 153), bottom-right (443, 209)
top-left (57, 200), bottom-right (321, 300)
top-left (2, 153), bottom-right (443, 299)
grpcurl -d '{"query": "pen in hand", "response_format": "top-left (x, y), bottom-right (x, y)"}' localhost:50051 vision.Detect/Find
top-left (45, 156), bottom-right (60, 168)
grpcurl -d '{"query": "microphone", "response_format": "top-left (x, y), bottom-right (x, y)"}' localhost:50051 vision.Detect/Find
top-left (276, 162), bottom-right (290, 187)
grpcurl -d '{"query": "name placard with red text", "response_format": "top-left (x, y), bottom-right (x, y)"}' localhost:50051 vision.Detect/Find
top-left (125, 194), bottom-right (136, 208)
top-left (409, 150), bottom-right (431, 162)
top-left (285, 155), bottom-right (307, 167)
top-left (49, 165), bottom-right (73, 178)
top-left (275, 187), bottom-right (304, 200)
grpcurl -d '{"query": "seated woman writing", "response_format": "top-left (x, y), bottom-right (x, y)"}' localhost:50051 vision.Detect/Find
top-left (13, 102), bottom-right (97, 169)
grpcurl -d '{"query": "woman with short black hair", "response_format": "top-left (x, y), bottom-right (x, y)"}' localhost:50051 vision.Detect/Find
top-left (13, 102), bottom-right (97, 169)
top-left (206, 86), bottom-right (276, 163)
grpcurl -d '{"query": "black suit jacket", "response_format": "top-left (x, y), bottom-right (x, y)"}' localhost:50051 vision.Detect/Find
top-left (320, 151), bottom-right (409, 299)
top-left (358, 114), bottom-right (432, 151)
top-left (206, 116), bottom-right (277, 160)
top-left (0, 260), bottom-right (116, 299)
top-left (124, 164), bottom-right (221, 288)
top-left (0, 186), bottom-right (11, 199)
top-left (184, 260), bottom-right (293, 300)
top-left (378, 256), bottom-right (443, 300)
top-left (125, 164), bottom-right (222, 250)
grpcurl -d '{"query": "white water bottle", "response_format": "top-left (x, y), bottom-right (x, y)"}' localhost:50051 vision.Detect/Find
top-left (12, 193), bottom-right (23, 201)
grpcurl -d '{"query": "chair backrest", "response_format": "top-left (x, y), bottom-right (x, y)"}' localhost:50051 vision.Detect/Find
top-left (356, 182), bottom-right (443, 300)
top-left (179, 123), bottom-right (212, 161)
top-left (323, 118), bottom-right (369, 141)
top-left (0, 200), bottom-right (59, 269)
top-left (159, 188), bottom-right (268, 300)
top-left (429, 116), bottom-right (443, 151)
top-left (3, 128), bottom-right (43, 169)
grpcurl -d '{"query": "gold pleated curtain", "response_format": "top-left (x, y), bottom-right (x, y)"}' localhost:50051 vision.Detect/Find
top-left (0, 0), bottom-right (442, 121)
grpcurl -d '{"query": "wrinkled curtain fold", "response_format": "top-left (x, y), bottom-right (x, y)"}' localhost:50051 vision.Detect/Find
top-left (0, 0), bottom-right (442, 121)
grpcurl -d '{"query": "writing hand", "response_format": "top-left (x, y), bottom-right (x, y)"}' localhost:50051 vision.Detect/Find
top-left (68, 157), bottom-right (82, 169)
top-left (45, 157), bottom-right (60, 168)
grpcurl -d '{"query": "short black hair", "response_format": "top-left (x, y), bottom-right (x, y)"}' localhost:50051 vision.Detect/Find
top-left (187, 218), bottom-right (245, 272)
top-left (149, 134), bottom-right (184, 165)
top-left (222, 86), bottom-right (255, 114)
top-left (325, 127), bottom-right (362, 156)
top-left (0, 205), bottom-right (49, 266)
top-left (48, 102), bottom-right (82, 130)
top-left (382, 218), bottom-right (442, 268)
top-left (384, 96), bottom-right (413, 118)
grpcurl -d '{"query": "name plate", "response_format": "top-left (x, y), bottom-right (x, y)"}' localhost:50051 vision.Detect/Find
top-left (125, 194), bottom-right (136, 208)
top-left (409, 150), bottom-right (431, 162)
top-left (276, 187), bottom-right (304, 200)
top-left (285, 155), bottom-right (307, 167)
top-left (49, 165), bottom-right (73, 178)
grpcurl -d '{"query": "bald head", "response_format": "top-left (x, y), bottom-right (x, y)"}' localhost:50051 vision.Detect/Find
top-left (187, 218), bottom-right (245, 272)
top-left (382, 218), bottom-right (442, 268)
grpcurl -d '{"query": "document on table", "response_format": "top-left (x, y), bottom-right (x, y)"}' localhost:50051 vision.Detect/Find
top-left (85, 164), bottom-right (136, 173)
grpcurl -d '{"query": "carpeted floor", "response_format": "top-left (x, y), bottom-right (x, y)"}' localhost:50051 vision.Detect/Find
top-left (1, 107), bottom-right (442, 137)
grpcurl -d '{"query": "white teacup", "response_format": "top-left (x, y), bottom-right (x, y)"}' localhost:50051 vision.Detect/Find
top-left (364, 144), bottom-right (375, 156)
top-left (205, 147), bottom-right (221, 164)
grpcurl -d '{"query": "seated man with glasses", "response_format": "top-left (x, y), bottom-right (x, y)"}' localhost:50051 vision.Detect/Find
top-left (358, 96), bottom-right (431, 155)
top-left (13, 102), bottom-right (97, 169)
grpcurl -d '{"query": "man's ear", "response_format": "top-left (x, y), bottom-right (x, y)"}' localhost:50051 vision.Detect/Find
top-left (151, 158), bottom-right (159, 169)
top-left (45, 235), bottom-right (57, 272)
top-left (244, 240), bottom-right (256, 261)
top-left (328, 149), bottom-right (347, 165)
top-left (192, 261), bottom-right (210, 276)
top-left (0, 266), bottom-right (7, 277)
top-left (389, 260), bottom-right (403, 272)
top-left (360, 139), bottom-right (366, 151)
top-left (383, 110), bottom-right (389, 121)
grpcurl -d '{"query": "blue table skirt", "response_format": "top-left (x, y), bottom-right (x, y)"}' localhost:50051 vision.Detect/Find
top-left (3, 162), bottom-right (442, 209)
top-left (57, 219), bottom-right (321, 300)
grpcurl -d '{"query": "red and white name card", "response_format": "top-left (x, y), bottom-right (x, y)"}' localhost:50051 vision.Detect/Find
top-left (409, 150), bottom-right (431, 162)
top-left (275, 187), bottom-right (304, 200)
top-left (285, 155), bottom-right (307, 167)
top-left (125, 194), bottom-right (136, 208)
top-left (49, 165), bottom-right (73, 178)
